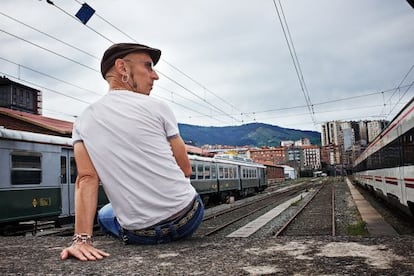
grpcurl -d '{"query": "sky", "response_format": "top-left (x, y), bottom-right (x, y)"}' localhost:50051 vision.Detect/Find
top-left (0, 0), bottom-right (413, 132)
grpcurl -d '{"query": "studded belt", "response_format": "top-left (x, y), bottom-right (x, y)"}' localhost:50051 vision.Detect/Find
top-left (126, 198), bottom-right (200, 237)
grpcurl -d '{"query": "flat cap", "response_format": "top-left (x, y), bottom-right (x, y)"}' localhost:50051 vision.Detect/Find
top-left (100, 43), bottom-right (161, 78)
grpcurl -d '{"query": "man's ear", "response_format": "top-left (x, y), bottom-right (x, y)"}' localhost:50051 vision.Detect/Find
top-left (114, 58), bottom-right (127, 74)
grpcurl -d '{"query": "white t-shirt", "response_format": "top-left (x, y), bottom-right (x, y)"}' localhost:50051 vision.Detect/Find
top-left (72, 90), bottom-right (196, 230)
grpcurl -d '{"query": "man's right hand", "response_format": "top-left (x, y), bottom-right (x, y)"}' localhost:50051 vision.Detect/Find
top-left (60, 243), bottom-right (110, 261)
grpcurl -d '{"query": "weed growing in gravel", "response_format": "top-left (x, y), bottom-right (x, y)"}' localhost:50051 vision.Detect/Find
top-left (346, 220), bottom-right (369, 236)
top-left (290, 196), bottom-right (303, 206)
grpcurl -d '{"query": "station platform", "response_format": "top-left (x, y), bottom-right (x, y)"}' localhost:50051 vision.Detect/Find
top-left (1, 179), bottom-right (413, 275)
top-left (346, 178), bottom-right (399, 236)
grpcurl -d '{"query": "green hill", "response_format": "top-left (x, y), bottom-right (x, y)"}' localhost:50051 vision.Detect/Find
top-left (178, 122), bottom-right (321, 147)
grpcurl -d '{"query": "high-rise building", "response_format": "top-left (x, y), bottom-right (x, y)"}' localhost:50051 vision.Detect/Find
top-left (320, 119), bottom-right (388, 170)
top-left (342, 128), bottom-right (355, 152)
top-left (302, 145), bottom-right (321, 170)
top-left (357, 121), bottom-right (368, 146)
top-left (367, 120), bottom-right (388, 142)
top-left (321, 121), bottom-right (342, 146)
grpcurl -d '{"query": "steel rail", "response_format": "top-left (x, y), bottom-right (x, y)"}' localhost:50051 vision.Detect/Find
top-left (273, 184), bottom-right (323, 237)
top-left (203, 188), bottom-right (299, 221)
top-left (202, 201), bottom-right (275, 237)
top-left (200, 184), bottom-right (314, 237)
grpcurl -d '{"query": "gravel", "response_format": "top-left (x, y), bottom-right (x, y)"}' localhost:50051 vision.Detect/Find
top-left (248, 178), bottom-right (364, 237)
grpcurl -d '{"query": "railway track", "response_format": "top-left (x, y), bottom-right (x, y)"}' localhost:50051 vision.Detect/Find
top-left (18, 181), bottom-right (319, 238)
top-left (195, 183), bottom-right (313, 237)
top-left (274, 181), bottom-right (335, 237)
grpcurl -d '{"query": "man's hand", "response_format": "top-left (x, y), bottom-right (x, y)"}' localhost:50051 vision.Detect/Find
top-left (60, 243), bottom-right (110, 261)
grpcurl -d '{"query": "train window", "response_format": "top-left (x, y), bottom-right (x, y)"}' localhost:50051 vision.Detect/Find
top-left (230, 167), bottom-right (238, 179)
top-left (383, 138), bottom-right (402, 168)
top-left (217, 165), bottom-right (238, 179)
top-left (190, 164), bottom-right (196, 179)
top-left (224, 167), bottom-right (230, 178)
top-left (70, 157), bottom-right (77, 183)
top-left (61, 156), bottom-right (67, 183)
top-left (402, 129), bottom-right (414, 166)
top-left (242, 167), bottom-right (254, 179)
top-left (363, 134), bottom-right (404, 171)
top-left (204, 165), bottom-right (211, 179)
top-left (197, 164), bottom-right (204, 179)
top-left (371, 151), bottom-right (381, 170)
top-left (218, 166), bottom-right (224, 179)
top-left (242, 168), bottom-right (247, 178)
top-left (242, 168), bottom-right (247, 179)
top-left (11, 152), bottom-right (41, 184)
top-left (211, 165), bottom-right (217, 179)
top-left (360, 160), bottom-right (367, 172)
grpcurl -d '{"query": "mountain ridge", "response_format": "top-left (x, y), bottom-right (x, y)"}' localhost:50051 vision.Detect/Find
top-left (178, 122), bottom-right (321, 147)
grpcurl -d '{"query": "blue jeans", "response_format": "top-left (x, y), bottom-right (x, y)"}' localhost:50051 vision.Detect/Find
top-left (97, 195), bottom-right (204, 245)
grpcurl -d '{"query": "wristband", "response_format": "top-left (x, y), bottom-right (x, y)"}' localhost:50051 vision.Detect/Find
top-left (72, 233), bottom-right (93, 245)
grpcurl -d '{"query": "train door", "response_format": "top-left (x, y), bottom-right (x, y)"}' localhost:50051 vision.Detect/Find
top-left (60, 148), bottom-right (77, 216)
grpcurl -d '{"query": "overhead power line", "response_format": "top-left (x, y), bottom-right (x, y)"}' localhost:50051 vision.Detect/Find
top-left (69, 0), bottom-right (245, 122)
top-left (156, 85), bottom-right (221, 115)
top-left (1, 71), bottom-right (91, 105)
top-left (45, 0), bottom-right (114, 43)
top-left (0, 56), bottom-right (103, 97)
top-left (73, 0), bottom-right (246, 119)
top-left (0, 28), bottom-right (98, 73)
top-left (42, 0), bottom-right (241, 124)
top-left (385, 80), bottom-right (413, 119)
top-left (183, 84), bottom-right (412, 119)
top-left (72, 0), bottom-right (136, 42)
top-left (159, 58), bottom-right (251, 121)
top-left (2, 1), bottom-right (411, 129)
top-left (380, 64), bottom-right (414, 117)
top-left (156, 70), bottom-right (240, 122)
top-left (272, 0), bottom-right (316, 126)
top-left (0, 11), bottom-right (99, 59)
top-left (1, 9), bottom-right (237, 124)
top-left (154, 94), bottom-right (229, 124)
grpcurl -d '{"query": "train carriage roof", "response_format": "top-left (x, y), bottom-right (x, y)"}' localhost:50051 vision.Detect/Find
top-left (189, 154), bottom-right (266, 168)
top-left (0, 128), bottom-right (73, 146)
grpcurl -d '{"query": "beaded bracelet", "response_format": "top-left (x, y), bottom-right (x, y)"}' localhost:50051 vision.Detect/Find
top-left (72, 233), bottom-right (93, 245)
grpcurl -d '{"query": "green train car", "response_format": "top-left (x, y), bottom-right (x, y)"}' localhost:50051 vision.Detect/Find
top-left (0, 128), bottom-right (108, 234)
top-left (189, 155), bottom-right (267, 204)
top-left (1, 129), bottom-right (268, 233)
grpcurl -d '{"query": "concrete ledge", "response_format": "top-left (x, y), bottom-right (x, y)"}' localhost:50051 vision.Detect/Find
top-left (1, 235), bottom-right (413, 274)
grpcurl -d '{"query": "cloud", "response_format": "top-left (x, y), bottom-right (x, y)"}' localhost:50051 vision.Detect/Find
top-left (0, 0), bottom-right (413, 131)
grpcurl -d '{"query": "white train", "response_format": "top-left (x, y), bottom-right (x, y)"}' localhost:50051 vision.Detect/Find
top-left (353, 97), bottom-right (414, 216)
